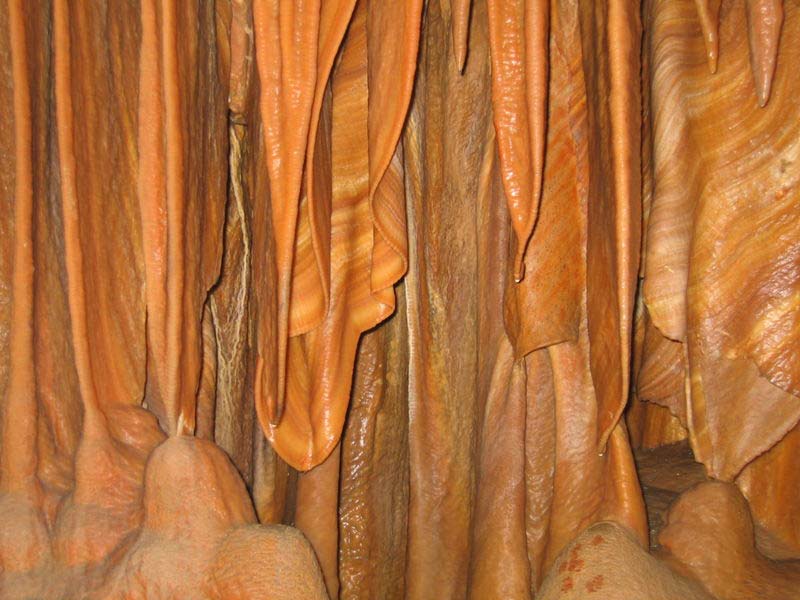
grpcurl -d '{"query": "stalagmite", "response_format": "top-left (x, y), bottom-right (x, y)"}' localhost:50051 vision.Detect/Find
top-left (660, 482), bottom-right (800, 599)
top-left (538, 522), bottom-right (715, 599)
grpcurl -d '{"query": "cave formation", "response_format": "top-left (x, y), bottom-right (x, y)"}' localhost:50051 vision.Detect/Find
top-left (2, 0), bottom-right (800, 598)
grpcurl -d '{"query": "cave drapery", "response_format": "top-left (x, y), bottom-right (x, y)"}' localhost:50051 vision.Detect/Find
top-left (1, 0), bottom-right (800, 598)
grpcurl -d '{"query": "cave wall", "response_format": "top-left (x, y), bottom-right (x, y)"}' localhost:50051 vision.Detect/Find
top-left (1, 0), bottom-right (800, 599)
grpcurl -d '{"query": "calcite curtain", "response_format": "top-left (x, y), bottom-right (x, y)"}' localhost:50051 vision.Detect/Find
top-left (633, 0), bottom-right (800, 557)
top-left (1, 0), bottom-right (798, 599)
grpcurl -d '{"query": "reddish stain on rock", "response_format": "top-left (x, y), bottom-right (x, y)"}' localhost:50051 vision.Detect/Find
top-left (561, 576), bottom-right (574, 592)
top-left (567, 557), bottom-right (585, 572)
top-left (586, 574), bottom-right (604, 593)
top-left (558, 560), bottom-right (569, 574)
top-left (591, 535), bottom-right (604, 546)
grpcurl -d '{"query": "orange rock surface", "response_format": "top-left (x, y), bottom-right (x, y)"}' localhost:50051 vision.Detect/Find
top-left (1, 1), bottom-right (799, 599)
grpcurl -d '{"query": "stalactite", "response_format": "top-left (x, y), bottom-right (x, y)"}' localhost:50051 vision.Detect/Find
top-left (745, 0), bottom-right (783, 107)
top-left (53, 0), bottom-right (102, 421)
top-left (138, 0), bottom-right (170, 428)
top-left (0, 0), bottom-right (51, 578)
top-left (51, 0), bottom-right (161, 570)
top-left (486, 0), bottom-right (549, 282)
top-left (139, 0), bottom-right (229, 437)
top-left (260, 0), bottom-right (422, 471)
top-left (693, 0), bottom-right (721, 72)
top-left (260, 0), bottom-right (352, 469)
top-left (451, 0), bottom-right (472, 71)
top-left (594, 0), bottom-right (643, 450)
top-left (253, 0), bottom-right (321, 425)
top-left (2, 0), bottom-right (37, 502)
top-left (503, 0), bottom-right (583, 359)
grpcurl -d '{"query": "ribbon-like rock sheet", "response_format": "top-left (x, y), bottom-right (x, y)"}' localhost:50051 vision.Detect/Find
top-left (249, 0), bottom-right (420, 471)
